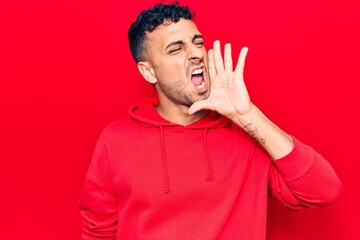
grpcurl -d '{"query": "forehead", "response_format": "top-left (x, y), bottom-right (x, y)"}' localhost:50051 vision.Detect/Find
top-left (146, 19), bottom-right (201, 48)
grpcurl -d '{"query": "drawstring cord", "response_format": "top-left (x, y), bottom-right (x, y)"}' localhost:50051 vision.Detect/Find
top-left (203, 128), bottom-right (215, 181)
top-left (160, 126), bottom-right (170, 193)
top-left (159, 127), bottom-right (215, 194)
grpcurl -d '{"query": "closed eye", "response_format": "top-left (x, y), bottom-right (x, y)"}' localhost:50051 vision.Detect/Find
top-left (195, 42), bottom-right (204, 47)
top-left (169, 48), bottom-right (181, 54)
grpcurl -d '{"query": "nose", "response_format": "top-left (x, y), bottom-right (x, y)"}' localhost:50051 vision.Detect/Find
top-left (187, 43), bottom-right (204, 64)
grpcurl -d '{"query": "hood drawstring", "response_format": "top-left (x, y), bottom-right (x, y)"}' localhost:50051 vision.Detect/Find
top-left (129, 98), bottom-right (231, 194)
top-left (159, 127), bottom-right (215, 194)
top-left (203, 128), bottom-right (215, 181)
top-left (160, 125), bottom-right (170, 193)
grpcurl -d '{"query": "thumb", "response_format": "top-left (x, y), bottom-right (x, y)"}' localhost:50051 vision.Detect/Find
top-left (188, 100), bottom-right (210, 115)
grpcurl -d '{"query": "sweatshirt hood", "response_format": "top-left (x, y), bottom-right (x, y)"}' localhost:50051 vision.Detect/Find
top-left (128, 98), bottom-right (230, 129)
top-left (128, 98), bottom-right (231, 193)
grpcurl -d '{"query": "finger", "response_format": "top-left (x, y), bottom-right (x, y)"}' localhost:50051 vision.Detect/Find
top-left (235, 46), bottom-right (248, 76)
top-left (213, 40), bottom-right (224, 72)
top-left (224, 43), bottom-right (233, 71)
top-left (207, 49), bottom-right (216, 79)
top-left (188, 100), bottom-right (211, 115)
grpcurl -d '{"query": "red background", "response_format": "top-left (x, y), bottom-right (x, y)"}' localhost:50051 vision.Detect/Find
top-left (1, 0), bottom-right (359, 239)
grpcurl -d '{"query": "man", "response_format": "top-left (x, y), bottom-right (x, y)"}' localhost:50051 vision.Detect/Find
top-left (79, 2), bottom-right (342, 239)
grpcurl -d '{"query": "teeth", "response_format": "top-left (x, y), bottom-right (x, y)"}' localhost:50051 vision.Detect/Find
top-left (196, 81), bottom-right (205, 89)
top-left (192, 69), bottom-right (203, 75)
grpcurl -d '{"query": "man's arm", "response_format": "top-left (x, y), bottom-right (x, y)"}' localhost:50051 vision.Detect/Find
top-left (189, 40), bottom-right (295, 159)
top-left (79, 134), bottom-right (118, 239)
top-left (79, 178), bottom-right (118, 239)
top-left (266, 137), bottom-right (343, 209)
top-left (230, 104), bottom-right (294, 160)
top-left (189, 40), bottom-right (342, 207)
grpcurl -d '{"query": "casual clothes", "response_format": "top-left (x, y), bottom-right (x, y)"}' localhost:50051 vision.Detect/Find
top-left (79, 98), bottom-right (342, 240)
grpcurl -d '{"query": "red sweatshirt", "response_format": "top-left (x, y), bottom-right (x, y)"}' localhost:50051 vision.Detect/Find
top-left (79, 98), bottom-right (342, 240)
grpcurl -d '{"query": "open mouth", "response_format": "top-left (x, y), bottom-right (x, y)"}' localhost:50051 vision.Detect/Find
top-left (191, 68), bottom-right (205, 89)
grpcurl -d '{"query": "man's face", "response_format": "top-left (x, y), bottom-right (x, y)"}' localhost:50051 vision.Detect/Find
top-left (143, 18), bottom-right (210, 107)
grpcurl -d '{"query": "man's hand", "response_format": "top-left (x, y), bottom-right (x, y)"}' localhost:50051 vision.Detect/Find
top-left (188, 40), bottom-right (253, 120)
top-left (189, 40), bottom-right (294, 159)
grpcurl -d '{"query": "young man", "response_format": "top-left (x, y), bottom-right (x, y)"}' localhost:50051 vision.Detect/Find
top-left (79, 2), bottom-right (342, 239)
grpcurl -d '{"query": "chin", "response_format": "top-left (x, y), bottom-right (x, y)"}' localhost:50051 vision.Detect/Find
top-left (198, 89), bottom-right (210, 99)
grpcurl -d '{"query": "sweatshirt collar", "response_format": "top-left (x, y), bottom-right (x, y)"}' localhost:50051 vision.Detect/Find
top-left (129, 97), bottom-right (230, 129)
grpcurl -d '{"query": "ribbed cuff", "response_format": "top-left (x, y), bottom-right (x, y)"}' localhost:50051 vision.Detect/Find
top-left (273, 136), bottom-right (316, 182)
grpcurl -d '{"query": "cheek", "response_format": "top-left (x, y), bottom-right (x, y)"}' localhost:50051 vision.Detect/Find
top-left (159, 59), bottom-right (186, 77)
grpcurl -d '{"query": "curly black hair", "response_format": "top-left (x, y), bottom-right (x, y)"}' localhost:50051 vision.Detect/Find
top-left (128, 1), bottom-right (193, 63)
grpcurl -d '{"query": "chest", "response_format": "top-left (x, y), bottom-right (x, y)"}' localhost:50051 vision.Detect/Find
top-left (106, 126), bottom-right (270, 205)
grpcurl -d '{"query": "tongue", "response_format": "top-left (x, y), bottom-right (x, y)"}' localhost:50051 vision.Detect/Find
top-left (191, 75), bottom-right (203, 86)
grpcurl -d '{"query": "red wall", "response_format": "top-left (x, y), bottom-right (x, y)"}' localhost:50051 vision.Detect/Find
top-left (1, 0), bottom-right (359, 239)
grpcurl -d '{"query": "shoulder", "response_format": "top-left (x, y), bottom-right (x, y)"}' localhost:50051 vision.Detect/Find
top-left (96, 117), bottom-right (136, 142)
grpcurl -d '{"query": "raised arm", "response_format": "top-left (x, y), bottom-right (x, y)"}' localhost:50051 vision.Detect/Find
top-left (189, 40), bottom-right (294, 159)
top-left (189, 41), bottom-right (342, 207)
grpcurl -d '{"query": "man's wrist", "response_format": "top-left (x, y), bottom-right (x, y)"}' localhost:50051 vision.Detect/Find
top-left (231, 104), bottom-right (294, 159)
top-left (233, 105), bottom-right (267, 145)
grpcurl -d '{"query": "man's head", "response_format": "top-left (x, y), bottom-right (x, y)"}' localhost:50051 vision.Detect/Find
top-left (128, 2), bottom-right (210, 107)
top-left (128, 2), bottom-right (193, 63)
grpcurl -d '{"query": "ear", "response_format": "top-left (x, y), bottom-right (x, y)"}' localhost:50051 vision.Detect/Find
top-left (137, 61), bottom-right (157, 84)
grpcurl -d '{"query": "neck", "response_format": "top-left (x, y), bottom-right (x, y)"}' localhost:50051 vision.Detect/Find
top-left (156, 101), bottom-right (208, 126)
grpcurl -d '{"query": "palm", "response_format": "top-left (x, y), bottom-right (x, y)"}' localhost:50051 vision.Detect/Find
top-left (189, 41), bottom-right (252, 119)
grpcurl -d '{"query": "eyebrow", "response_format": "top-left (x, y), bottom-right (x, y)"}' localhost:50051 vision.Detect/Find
top-left (192, 34), bottom-right (203, 42)
top-left (165, 34), bottom-right (204, 50)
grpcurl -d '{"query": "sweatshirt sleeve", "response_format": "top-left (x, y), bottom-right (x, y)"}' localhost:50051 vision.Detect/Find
top-left (79, 133), bottom-right (118, 239)
top-left (267, 137), bottom-right (343, 210)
